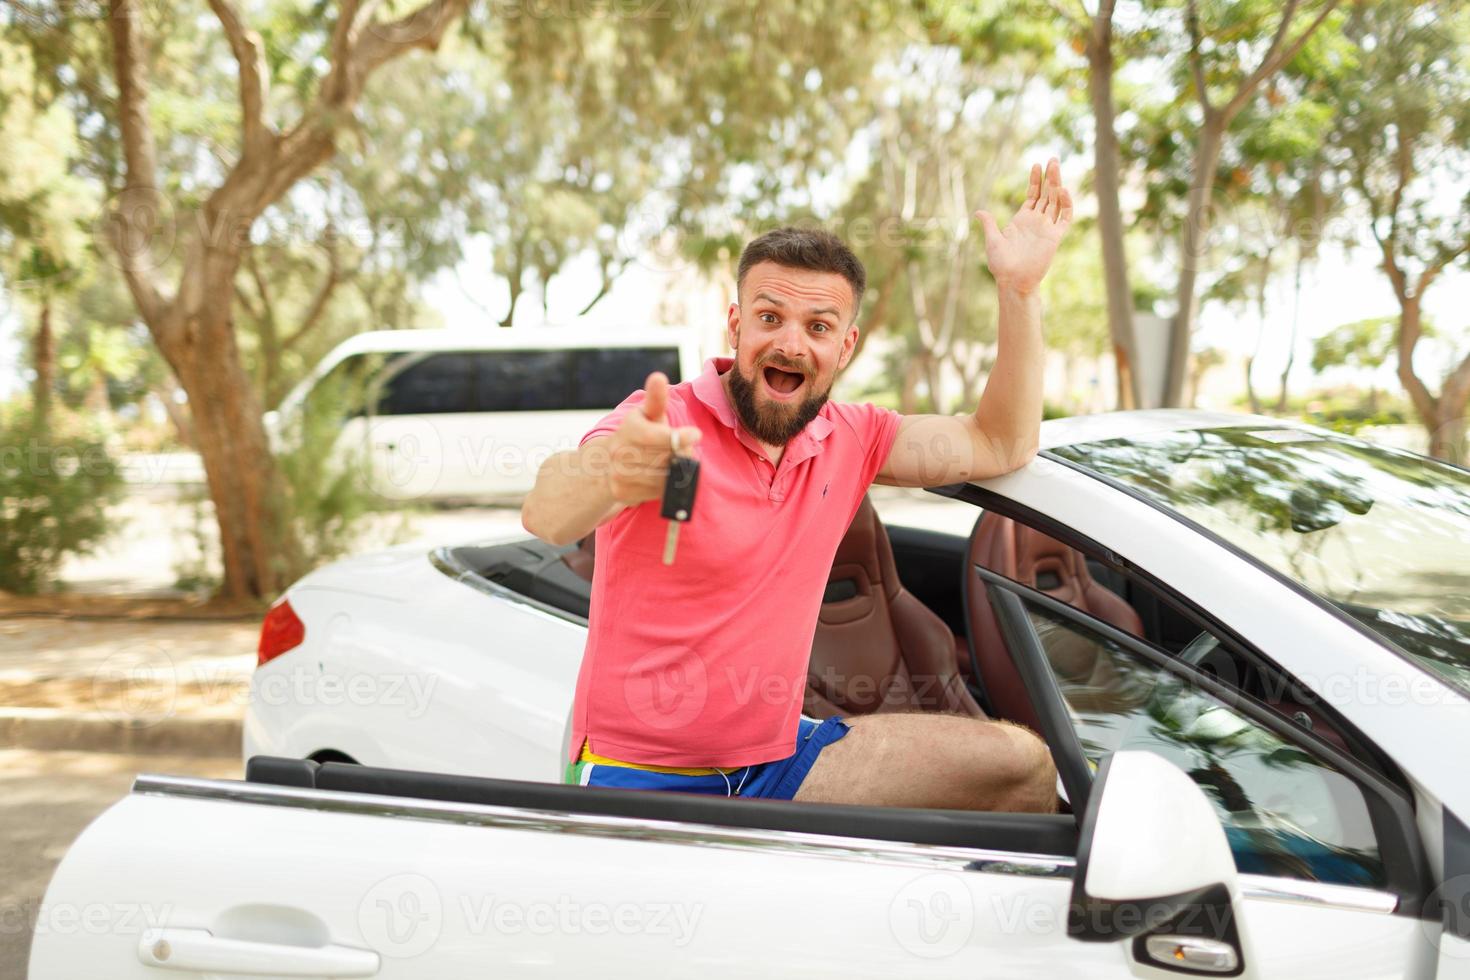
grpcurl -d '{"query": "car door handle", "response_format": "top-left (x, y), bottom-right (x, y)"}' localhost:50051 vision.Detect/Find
top-left (137, 927), bottom-right (380, 977)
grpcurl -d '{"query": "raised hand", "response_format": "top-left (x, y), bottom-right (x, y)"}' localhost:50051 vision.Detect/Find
top-left (974, 158), bottom-right (1074, 295)
top-left (605, 372), bottom-right (702, 507)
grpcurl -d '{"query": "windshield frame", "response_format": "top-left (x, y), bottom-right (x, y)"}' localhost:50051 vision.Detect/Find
top-left (1039, 427), bottom-right (1470, 702)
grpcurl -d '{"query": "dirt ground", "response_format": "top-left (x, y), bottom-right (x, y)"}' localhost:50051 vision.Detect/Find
top-left (0, 749), bottom-right (241, 978)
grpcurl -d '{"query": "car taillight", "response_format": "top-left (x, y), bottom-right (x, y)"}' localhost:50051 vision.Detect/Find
top-left (258, 597), bottom-right (305, 667)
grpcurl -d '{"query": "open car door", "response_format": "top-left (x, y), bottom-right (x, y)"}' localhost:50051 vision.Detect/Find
top-left (978, 568), bottom-right (1439, 978)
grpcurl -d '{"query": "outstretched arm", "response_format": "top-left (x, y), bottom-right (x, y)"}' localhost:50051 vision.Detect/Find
top-left (522, 372), bottom-right (701, 545)
top-left (876, 158), bottom-right (1073, 487)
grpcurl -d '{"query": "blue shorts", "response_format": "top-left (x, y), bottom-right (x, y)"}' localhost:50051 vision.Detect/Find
top-left (571, 716), bottom-right (850, 800)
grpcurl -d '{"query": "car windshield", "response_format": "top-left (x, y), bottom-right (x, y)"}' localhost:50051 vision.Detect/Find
top-left (1050, 426), bottom-right (1470, 696)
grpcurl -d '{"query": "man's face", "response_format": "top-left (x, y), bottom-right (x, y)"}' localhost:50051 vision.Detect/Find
top-left (724, 261), bottom-right (859, 446)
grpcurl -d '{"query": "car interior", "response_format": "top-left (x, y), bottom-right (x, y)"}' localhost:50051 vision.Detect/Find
top-left (443, 492), bottom-right (1364, 761)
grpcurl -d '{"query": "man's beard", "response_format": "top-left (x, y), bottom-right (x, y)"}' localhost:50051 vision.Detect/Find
top-left (726, 355), bottom-right (832, 445)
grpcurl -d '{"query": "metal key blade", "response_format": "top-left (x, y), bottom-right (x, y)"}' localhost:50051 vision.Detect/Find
top-left (662, 521), bottom-right (679, 565)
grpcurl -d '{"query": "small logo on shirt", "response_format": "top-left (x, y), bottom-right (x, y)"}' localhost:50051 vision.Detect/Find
top-left (822, 482), bottom-right (830, 498)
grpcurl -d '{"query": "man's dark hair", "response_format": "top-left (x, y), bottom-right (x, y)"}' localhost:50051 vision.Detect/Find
top-left (736, 227), bottom-right (866, 320)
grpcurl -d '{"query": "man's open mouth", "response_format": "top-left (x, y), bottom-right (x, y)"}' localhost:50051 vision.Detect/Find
top-left (762, 366), bottom-right (805, 395)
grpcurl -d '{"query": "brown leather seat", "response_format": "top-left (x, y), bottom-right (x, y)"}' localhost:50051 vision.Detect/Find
top-left (804, 497), bottom-right (985, 719)
top-left (964, 513), bottom-right (1143, 732)
top-left (562, 534), bottom-right (596, 582)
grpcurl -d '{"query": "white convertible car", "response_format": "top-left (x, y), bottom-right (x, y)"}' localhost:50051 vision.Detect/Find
top-left (30, 410), bottom-right (1470, 977)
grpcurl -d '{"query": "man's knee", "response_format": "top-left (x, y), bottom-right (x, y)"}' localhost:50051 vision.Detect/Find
top-left (973, 721), bottom-right (1057, 813)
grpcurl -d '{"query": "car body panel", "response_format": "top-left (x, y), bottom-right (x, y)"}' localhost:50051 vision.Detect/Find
top-left (245, 555), bottom-right (584, 780)
top-left (28, 775), bottom-right (1439, 979)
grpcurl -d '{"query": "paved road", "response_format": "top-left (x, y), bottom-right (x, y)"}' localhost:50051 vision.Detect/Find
top-left (1, 749), bottom-right (240, 978)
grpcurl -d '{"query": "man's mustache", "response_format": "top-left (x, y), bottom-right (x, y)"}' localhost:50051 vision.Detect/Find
top-left (757, 354), bottom-right (814, 380)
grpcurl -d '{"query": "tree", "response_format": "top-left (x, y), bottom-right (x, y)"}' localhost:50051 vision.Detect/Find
top-left (1311, 315), bottom-right (1407, 414)
top-left (827, 50), bottom-right (1051, 414)
top-left (1322, 0), bottom-right (1470, 461)
top-left (0, 33), bottom-right (98, 428)
top-left (957, 0), bottom-right (1341, 408)
top-left (86, 0), bottom-right (475, 599)
top-left (1159, 0), bottom-right (1344, 407)
top-left (1029, 0), bottom-right (1148, 408)
top-left (12, 0), bottom-right (907, 599)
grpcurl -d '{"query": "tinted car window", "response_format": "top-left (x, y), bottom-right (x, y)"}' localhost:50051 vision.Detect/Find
top-left (572, 347), bottom-right (681, 410)
top-left (476, 351), bottom-right (572, 411)
top-left (1052, 427), bottom-right (1470, 695)
top-left (1020, 595), bottom-right (1385, 889)
top-left (374, 347), bottom-right (682, 415)
top-left (376, 353), bottom-right (477, 416)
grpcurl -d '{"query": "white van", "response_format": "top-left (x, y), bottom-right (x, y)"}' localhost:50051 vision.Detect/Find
top-left (268, 327), bottom-right (706, 502)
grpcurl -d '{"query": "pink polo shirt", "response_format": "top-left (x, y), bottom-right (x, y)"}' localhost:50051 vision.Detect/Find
top-left (568, 357), bottom-right (902, 768)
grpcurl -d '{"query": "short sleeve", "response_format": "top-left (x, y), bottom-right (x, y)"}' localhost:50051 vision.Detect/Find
top-left (829, 401), bottom-right (902, 487)
top-left (578, 386), bottom-right (690, 446)
top-left (579, 389), bottom-right (647, 447)
top-left (858, 403), bottom-right (902, 486)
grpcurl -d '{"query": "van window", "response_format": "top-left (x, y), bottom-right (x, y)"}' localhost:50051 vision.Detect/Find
top-left (572, 347), bottom-right (682, 409)
top-left (476, 351), bottom-right (573, 411)
top-left (372, 347), bottom-right (682, 416)
top-left (377, 353), bottom-right (477, 415)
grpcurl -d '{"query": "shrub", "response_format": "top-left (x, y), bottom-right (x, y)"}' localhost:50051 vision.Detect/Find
top-left (272, 368), bottom-right (415, 581)
top-left (0, 408), bottom-right (125, 594)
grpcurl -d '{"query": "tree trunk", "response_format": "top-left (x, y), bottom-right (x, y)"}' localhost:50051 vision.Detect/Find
top-left (158, 258), bottom-right (301, 600)
top-left (1087, 8), bottom-right (1142, 410)
top-left (900, 358), bottom-right (921, 416)
top-left (1164, 120), bottom-right (1225, 407)
top-left (103, 0), bottom-right (469, 599)
top-left (33, 296), bottom-right (55, 428)
top-left (1274, 253), bottom-right (1304, 414)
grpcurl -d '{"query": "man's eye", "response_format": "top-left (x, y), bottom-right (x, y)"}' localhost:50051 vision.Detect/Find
top-left (760, 313), bottom-right (778, 324)
top-left (812, 322), bottom-right (830, 333)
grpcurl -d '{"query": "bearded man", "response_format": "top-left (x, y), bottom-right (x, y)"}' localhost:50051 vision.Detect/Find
top-left (523, 160), bottom-right (1074, 810)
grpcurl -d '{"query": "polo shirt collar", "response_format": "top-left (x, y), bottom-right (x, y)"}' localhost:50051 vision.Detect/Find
top-left (690, 357), bottom-right (834, 455)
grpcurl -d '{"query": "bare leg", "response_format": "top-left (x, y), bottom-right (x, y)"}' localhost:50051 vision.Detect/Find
top-left (794, 712), bottom-right (1058, 813)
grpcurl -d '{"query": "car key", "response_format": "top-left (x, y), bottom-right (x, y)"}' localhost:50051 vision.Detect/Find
top-left (660, 454), bottom-right (700, 565)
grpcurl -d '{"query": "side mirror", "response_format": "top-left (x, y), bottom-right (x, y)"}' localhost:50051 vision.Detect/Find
top-left (1069, 751), bottom-right (1254, 977)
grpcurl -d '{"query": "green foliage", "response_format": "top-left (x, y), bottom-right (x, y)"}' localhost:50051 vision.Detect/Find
top-left (271, 366), bottom-right (414, 580)
top-left (0, 408), bottom-right (124, 594)
top-left (1311, 316), bottom-right (1411, 374)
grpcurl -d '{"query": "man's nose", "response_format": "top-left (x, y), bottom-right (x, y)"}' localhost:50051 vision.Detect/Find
top-left (771, 321), bottom-right (808, 361)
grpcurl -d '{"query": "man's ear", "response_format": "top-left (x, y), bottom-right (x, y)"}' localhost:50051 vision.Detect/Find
top-left (725, 301), bottom-right (741, 352)
top-left (837, 322), bottom-right (859, 371)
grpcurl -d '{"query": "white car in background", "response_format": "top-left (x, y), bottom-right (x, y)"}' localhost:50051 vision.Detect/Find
top-left (266, 326), bottom-right (704, 501)
top-left (29, 410), bottom-right (1470, 977)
